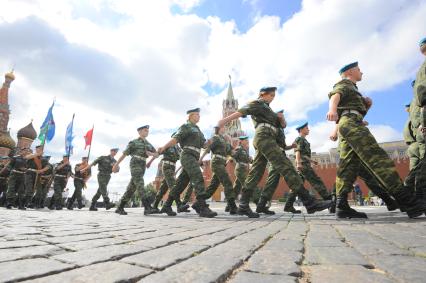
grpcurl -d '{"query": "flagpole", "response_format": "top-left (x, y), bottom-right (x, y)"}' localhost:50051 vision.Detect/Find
top-left (87, 124), bottom-right (94, 161)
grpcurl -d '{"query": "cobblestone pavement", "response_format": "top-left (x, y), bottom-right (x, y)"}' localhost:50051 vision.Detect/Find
top-left (1, 203), bottom-right (426, 283)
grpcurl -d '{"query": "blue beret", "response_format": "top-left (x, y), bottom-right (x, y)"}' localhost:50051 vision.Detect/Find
top-left (259, 87), bottom-right (277, 93)
top-left (82, 157), bottom-right (88, 160)
top-left (110, 148), bottom-right (119, 152)
top-left (186, 108), bottom-right (200, 114)
top-left (42, 155), bottom-right (51, 160)
top-left (419, 37), bottom-right (426, 47)
top-left (137, 125), bottom-right (149, 131)
top-left (35, 145), bottom-right (43, 149)
top-left (405, 103), bottom-right (411, 108)
top-left (296, 122), bottom-right (308, 132)
top-left (239, 136), bottom-right (249, 140)
top-left (276, 109), bottom-right (284, 113)
top-left (411, 80), bottom-right (416, 87)
top-left (339, 62), bottom-right (358, 74)
top-left (63, 154), bottom-right (70, 158)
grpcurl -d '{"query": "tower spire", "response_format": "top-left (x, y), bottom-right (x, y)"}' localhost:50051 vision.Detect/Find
top-left (226, 74), bottom-right (234, 101)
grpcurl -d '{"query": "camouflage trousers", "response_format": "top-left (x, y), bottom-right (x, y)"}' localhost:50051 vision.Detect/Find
top-left (92, 173), bottom-right (111, 203)
top-left (68, 180), bottom-right (84, 206)
top-left (182, 184), bottom-right (193, 204)
top-left (336, 114), bottom-right (404, 197)
top-left (407, 142), bottom-right (424, 170)
top-left (205, 159), bottom-right (235, 200)
top-left (243, 136), bottom-right (308, 204)
top-left (24, 172), bottom-right (38, 200)
top-left (298, 163), bottom-right (330, 199)
top-left (51, 178), bottom-right (67, 208)
top-left (6, 172), bottom-right (26, 205)
top-left (233, 167), bottom-right (248, 198)
top-left (154, 163), bottom-right (176, 204)
top-left (169, 152), bottom-right (207, 200)
top-left (119, 161), bottom-right (148, 207)
top-left (0, 177), bottom-right (7, 205)
top-left (33, 177), bottom-right (50, 207)
top-left (405, 141), bottom-right (426, 199)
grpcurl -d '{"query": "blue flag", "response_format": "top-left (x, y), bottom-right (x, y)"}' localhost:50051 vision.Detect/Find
top-left (38, 101), bottom-right (55, 144)
top-left (65, 114), bottom-right (75, 156)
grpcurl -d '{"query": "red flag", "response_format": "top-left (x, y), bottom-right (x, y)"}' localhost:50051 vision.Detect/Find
top-left (84, 127), bottom-right (94, 149)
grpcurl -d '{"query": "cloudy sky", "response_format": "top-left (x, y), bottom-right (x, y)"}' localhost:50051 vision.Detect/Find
top-left (0, 0), bottom-right (425, 199)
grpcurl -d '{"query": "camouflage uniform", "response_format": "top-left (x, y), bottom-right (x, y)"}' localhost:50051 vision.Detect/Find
top-left (238, 99), bottom-right (331, 217)
top-left (232, 146), bottom-right (250, 198)
top-left (294, 136), bottom-right (330, 199)
top-left (204, 134), bottom-right (235, 202)
top-left (24, 156), bottom-right (43, 206)
top-left (91, 155), bottom-right (116, 206)
top-left (50, 162), bottom-right (72, 210)
top-left (68, 163), bottom-right (91, 209)
top-left (153, 145), bottom-right (181, 209)
top-left (0, 161), bottom-right (10, 206)
top-left (5, 154), bottom-right (27, 209)
top-left (330, 79), bottom-right (425, 218)
top-left (182, 184), bottom-right (193, 204)
top-left (118, 138), bottom-right (156, 208)
top-left (32, 158), bottom-right (53, 208)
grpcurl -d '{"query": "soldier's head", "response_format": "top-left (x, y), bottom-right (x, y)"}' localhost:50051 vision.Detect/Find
top-left (420, 37), bottom-right (426, 55)
top-left (35, 145), bottom-right (44, 155)
top-left (62, 155), bottom-right (70, 162)
top-left (110, 148), bottom-right (119, 157)
top-left (258, 87), bottom-right (277, 104)
top-left (81, 157), bottom-right (88, 165)
top-left (214, 126), bottom-right (225, 135)
top-left (339, 62), bottom-right (362, 82)
top-left (137, 125), bottom-right (149, 138)
top-left (405, 103), bottom-right (411, 113)
top-left (187, 108), bottom-right (200, 124)
top-left (296, 122), bottom-right (309, 136)
top-left (0, 156), bottom-right (9, 165)
top-left (20, 147), bottom-right (31, 155)
top-left (239, 136), bottom-right (249, 149)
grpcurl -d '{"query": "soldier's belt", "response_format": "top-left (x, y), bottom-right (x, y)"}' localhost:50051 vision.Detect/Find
top-left (183, 146), bottom-right (201, 153)
top-left (0, 177), bottom-right (7, 179)
top-left (162, 160), bottom-right (176, 166)
top-left (212, 154), bottom-right (226, 160)
top-left (40, 175), bottom-right (51, 179)
top-left (341, 109), bottom-right (362, 117)
top-left (74, 177), bottom-right (84, 181)
top-left (256, 123), bottom-right (277, 133)
top-left (26, 168), bottom-right (38, 172)
top-left (132, 155), bottom-right (147, 161)
top-left (11, 170), bottom-right (25, 174)
top-left (55, 174), bottom-right (67, 178)
top-left (237, 162), bottom-right (249, 167)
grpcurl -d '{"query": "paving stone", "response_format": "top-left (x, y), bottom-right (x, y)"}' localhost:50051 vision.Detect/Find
top-left (262, 239), bottom-right (303, 252)
top-left (52, 243), bottom-right (151, 265)
top-left (308, 265), bottom-right (394, 283)
top-left (26, 261), bottom-right (153, 283)
top-left (305, 235), bottom-right (346, 247)
top-left (368, 254), bottom-right (426, 282)
top-left (57, 237), bottom-right (130, 251)
top-left (305, 246), bottom-right (371, 266)
top-left (40, 233), bottom-right (113, 244)
top-left (0, 239), bottom-right (48, 249)
top-left (121, 243), bottom-right (208, 269)
top-left (0, 244), bottom-right (65, 263)
top-left (229, 271), bottom-right (296, 283)
top-left (245, 249), bottom-right (301, 276)
top-left (0, 258), bottom-right (74, 282)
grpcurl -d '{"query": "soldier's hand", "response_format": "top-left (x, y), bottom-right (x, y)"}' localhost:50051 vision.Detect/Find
top-left (420, 126), bottom-right (426, 134)
top-left (112, 164), bottom-right (118, 173)
top-left (362, 120), bottom-right (369, 126)
top-left (326, 111), bottom-right (338, 121)
top-left (157, 147), bottom-right (164, 154)
top-left (296, 163), bottom-right (303, 171)
top-left (146, 162), bottom-right (151, 168)
top-left (291, 143), bottom-right (297, 149)
top-left (363, 97), bottom-right (373, 109)
top-left (198, 160), bottom-right (204, 166)
top-left (217, 119), bottom-right (226, 128)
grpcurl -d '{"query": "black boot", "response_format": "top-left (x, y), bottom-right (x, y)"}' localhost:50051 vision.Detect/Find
top-left (224, 204), bottom-right (230, 212)
top-left (18, 198), bottom-right (26, 210)
top-left (194, 199), bottom-right (217, 218)
top-left (394, 188), bottom-right (426, 218)
top-left (160, 196), bottom-right (177, 216)
top-left (237, 190), bottom-right (259, 218)
top-left (256, 197), bottom-right (275, 215)
top-left (152, 196), bottom-right (162, 210)
top-left (66, 199), bottom-right (74, 210)
top-left (142, 199), bottom-right (158, 215)
top-left (284, 192), bottom-right (301, 214)
top-left (226, 199), bottom-right (238, 215)
top-left (299, 190), bottom-right (332, 214)
top-left (77, 200), bottom-right (84, 209)
top-left (105, 201), bottom-right (115, 210)
top-left (25, 196), bottom-right (34, 208)
top-left (176, 198), bottom-right (190, 213)
top-left (115, 201), bottom-right (128, 215)
top-left (89, 202), bottom-right (98, 211)
top-left (6, 198), bottom-right (13, 209)
top-left (336, 193), bottom-right (367, 219)
top-left (329, 192), bottom-right (336, 213)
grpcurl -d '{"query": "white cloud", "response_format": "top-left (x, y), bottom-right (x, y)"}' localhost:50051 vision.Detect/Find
top-left (0, 0), bottom-right (423, 199)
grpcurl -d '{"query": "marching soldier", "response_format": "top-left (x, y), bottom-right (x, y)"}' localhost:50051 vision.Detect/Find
top-left (67, 157), bottom-right (91, 210)
top-left (218, 87), bottom-right (332, 218)
top-left (33, 155), bottom-right (53, 208)
top-left (23, 145), bottom-right (45, 208)
top-left (327, 61), bottom-right (426, 218)
top-left (0, 156), bottom-right (10, 206)
top-left (113, 125), bottom-right (159, 215)
top-left (84, 148), bottom-right (119, 211)
top-left (148, 135), bottom-right (185, 213)
top-left (158, 108), bottom-right (217, 218)
top-left (49, 155), bottom-right (72, 210)
top-left (232, 136), bottom-right (251, 200)
top-left (4, 148), bottom-right (30, 209)
top-left (199, 126), bottom-right (237, 214)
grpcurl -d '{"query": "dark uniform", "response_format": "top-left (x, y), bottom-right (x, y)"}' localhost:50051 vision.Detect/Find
top-left (236, 92), bottom-right (331, 217)
top-left (24, 155), bottom-right (43, 207)
top-left (90, 155), bottom-right (116, 209)
top-left (232, 145), bottom-right (250, 198)
top-left (204, 133), bottom-right (237, 213)
top-left (68, 163), bottom-right (91, 209)
top-left (33, 156), bottom-right (53, 208)
top-left (5, 153), bottom-right (28, 209)
top-left (153, 145), bottom-right (181, 210)
top-left (49, 160), bottom-right (72, 210)
top-left (0, 158), bottom-right (11, 206)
